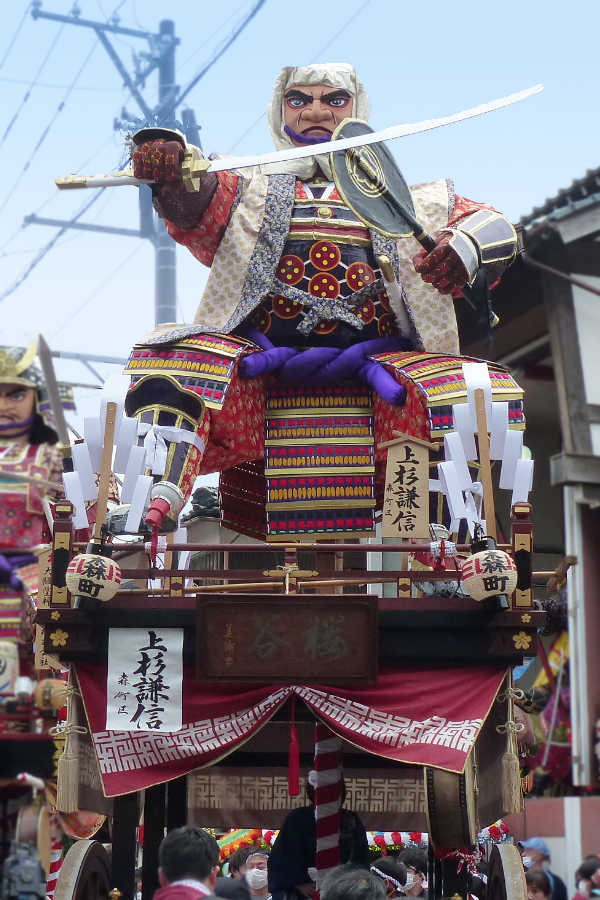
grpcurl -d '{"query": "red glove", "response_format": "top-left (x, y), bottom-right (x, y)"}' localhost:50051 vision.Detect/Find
top-left (132, 138), bottom-right (184, 183)
top-left (412, 234), bottom-right (469, 295)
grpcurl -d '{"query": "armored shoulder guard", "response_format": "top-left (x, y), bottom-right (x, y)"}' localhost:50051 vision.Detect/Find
top-left (443, 210), bottom-right (518, 284)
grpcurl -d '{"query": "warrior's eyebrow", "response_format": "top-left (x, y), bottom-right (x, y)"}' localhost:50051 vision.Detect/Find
top-left (284, 88), bottom-right (352, 104)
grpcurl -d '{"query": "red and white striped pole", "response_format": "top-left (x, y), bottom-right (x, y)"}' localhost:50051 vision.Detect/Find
top-left (46, 811), bottom-right (63, 899)
top-left (312, 723), bottom-right (343, 893)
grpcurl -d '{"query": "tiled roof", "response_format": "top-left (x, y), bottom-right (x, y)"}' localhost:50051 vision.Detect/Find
top-left (520, 166), bottom-right (600, 229)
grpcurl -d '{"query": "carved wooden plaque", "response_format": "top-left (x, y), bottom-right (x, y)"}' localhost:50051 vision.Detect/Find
top-left (197, 594), bottom-right (377, 683)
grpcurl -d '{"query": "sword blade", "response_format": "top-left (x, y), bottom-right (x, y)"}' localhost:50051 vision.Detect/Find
top-left (55, 83), bottom-right (542, 189)
top-left (37, 335), bottom-right (71, 448)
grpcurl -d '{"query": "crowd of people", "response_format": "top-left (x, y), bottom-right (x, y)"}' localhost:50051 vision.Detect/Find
top-left (148, 824), bottom-right (600, 900)
top-left (520, 838), bottom-right (600, 900)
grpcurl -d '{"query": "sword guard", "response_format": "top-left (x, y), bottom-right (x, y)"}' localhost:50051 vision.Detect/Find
top-left (181, 145), bottom-right (211, 192)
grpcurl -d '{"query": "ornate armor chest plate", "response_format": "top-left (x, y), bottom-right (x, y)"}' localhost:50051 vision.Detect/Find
top-left (247, 180), bottom-right (397, 347)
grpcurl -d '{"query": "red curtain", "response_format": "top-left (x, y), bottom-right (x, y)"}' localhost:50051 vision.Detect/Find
top-left (76, 663), bottom-right (505, 797)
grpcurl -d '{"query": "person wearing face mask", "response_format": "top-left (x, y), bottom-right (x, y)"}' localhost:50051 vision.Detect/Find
top-left (573, 858), bottom-right (600, 900)
top-left (397, 849), bottom-right (428, 899)
top-left (370, 857), bottom-right (407, 898)
top-left (519, 839), bottom-right (567, 900)
top-left (245, 851), bottom-right (271, 900)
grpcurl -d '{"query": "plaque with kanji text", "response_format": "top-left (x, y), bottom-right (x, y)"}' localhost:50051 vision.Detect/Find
top-left (197, 594), bottom-right (377, 683)
top-left (380, 435), bottom-right (436, 539)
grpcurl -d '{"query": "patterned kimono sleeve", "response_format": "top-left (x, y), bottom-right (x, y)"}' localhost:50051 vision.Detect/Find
top-left (164, 171), bottom-right (240, 267)
top-left (449, 195), bottom-right (515, 290)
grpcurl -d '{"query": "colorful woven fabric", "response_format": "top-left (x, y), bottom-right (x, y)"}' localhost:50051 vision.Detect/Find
top-left (264, 385), bottom-right (376, 538)
top-left (166, 171), bottom-right (240, 267)
top-left (0, 590), bottom-right (22, 641)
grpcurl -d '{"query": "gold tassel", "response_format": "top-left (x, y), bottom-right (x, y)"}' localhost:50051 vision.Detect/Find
top-left (498, 670), bottom-right (523, 815)
top-left (55, 667), bottom-right (80, 814)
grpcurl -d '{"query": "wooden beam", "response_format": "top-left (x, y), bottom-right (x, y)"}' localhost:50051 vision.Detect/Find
top-left (537, 237), bottom-right (592, 454)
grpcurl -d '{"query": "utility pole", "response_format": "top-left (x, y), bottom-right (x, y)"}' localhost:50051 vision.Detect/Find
top-left (30, 6), bottom-right (200, 326)
top-left (155, 19), bottom-right (177, 325)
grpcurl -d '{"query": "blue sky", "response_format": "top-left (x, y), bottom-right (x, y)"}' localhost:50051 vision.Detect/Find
top-left (0, 0), bottom-right (597, 433)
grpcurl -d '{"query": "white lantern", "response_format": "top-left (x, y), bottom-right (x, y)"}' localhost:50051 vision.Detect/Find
top-left (65, 553), bottom-right (121, 602)
top-left (461, 548), bottom-right (518, 602)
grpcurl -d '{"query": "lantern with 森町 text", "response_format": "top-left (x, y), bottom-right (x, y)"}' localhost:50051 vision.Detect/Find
top-left (461, 546), bottom-right (517, 602)
top-left (65, 553), bottom-right (121, 602)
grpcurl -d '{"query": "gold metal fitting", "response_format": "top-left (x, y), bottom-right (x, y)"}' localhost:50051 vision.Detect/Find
top-left (181, 145), bottom-right (211, 193)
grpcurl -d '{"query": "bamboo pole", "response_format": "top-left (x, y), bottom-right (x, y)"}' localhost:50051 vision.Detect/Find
top-left (93, 401), bottom-right (117, 541)
top-left (474, 387), bottom-right (496, 541)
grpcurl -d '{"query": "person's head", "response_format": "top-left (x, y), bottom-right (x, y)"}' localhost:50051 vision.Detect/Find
top-left (398, 849), bottom-right (428, 897)
top-left (266, 65), bottom-right (370, 181)
top-left (244, 850), bottom-right (270, 894)
top-left (0, 383), bottom-right (36, 439)
top-left (214, 876), bottom-right (252, 900)
top-left (371, 857), bottom-right (407, 898)
top-left (321, 864), bottom-right (386, 900)
top-left (229, 847), bottom-right (254, 882)
top-left (158, 826), bottom-right (220, 888)
top-left (0, 344), bottom-right (59, 444)
top-left (577, 858), bottom-right (600, 893)
top-left (526, 870), bottom-right (551, 900)
top-left (520, 838), bottom-right (551, 872)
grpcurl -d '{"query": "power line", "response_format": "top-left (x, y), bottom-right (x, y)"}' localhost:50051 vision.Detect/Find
top-left (51, 241), bottom-right (145, 337)
top-left (0, 38), bottom-right (99, 214)
top-left (226, 0), bottom-right (371, 154)
top-left (177, 0), bottom-right (250, 73)
top-left (0, 191), bottom-right (104, 304)
top-left (159, 0), bottom-right (267, 118)
top-left (0, 21), bottom-right (65, 149)
top-left (0, 4), bottom-right (32, 71)
top-left (0, 75), bottom-right (122, 91)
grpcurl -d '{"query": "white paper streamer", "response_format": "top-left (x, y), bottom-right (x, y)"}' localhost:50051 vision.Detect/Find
top-left (382, 278), bottom-right (411, 338)
top-left (499, 430), bottom-right (524, 490)
top-left (463, 362), bottom-right (492, 423)
top-left (511, 458), bottom-right (534, 505)
top-left (121, 445), bottom-right (147, 504)
top-left (84, 417), bottom-right (103, 473)
top-left (452, 403), bottom-right (477, 461)
top-left (444, 432), bottom-right (472, 490)
top-left (489, 402), bottom-right (509, 460)
top-left (125, 474), bottom-right (153, 532)
top-left (113, 415), bottom-right (139, 474)
top-left (71, 442), bottom-right (98, 502)
top-left (438, 461), bottom-right (467, 522)
top-left (62, 471), bottom-right (89, 530)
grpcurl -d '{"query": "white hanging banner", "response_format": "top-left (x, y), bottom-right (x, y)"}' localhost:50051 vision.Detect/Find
top-left (62, 471), bottom-right (90, 530)
top-left (107, 627), bottom-right (183, 733)
top-left (452, 403), bottom-right (477, 461)
top-left (113, 415), bottom-right (139, 474)
top-left (444, 432), bottom-right (472, 491)
top-left (462, 362), bottom-right (492, 422)
top-left (71, 442), bottom-right (98, 502)
top-left (125, 473), bottom-right (153, 532)
top-left (121, 445), bottom-right (147, 504)
top-left (489, 402), bottom-right (509, 460)
top-left (499, 430), bottom-right (524, 490)
top-left (511, 458), bottom-right (534, 505)
top-left (438, 460), bottom-right (468, 522)
top-left (84, 417), bottom-right (103, 473)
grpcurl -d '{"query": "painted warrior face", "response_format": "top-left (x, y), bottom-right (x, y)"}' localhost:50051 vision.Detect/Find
top-left (284, 83), bottom-right (354, 144)
top-left (0, 384), bottom-right (36, 437)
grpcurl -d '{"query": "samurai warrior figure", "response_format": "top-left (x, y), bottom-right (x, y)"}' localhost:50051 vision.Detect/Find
top-left (124, 63), bottom-right (520, 539)
top-left (0, 345), bottom-right (64, 646)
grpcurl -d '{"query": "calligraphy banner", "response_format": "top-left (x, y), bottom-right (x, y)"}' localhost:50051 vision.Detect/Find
top-left (107, 627), bottom-right (183, 733)
top-left (197, 595), bottom-right (377, 683)
top-left (75, 663), bottom-right (505, 796)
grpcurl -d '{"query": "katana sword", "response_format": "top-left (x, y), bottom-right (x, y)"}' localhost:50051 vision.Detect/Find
top-left (55, 83), bottom-right (542, 190)
top-left (38, 334), bottom-right (73, 467)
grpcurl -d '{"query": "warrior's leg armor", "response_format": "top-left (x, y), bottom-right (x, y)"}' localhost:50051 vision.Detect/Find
top-left (125, 374), bottom-right (209, 531)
